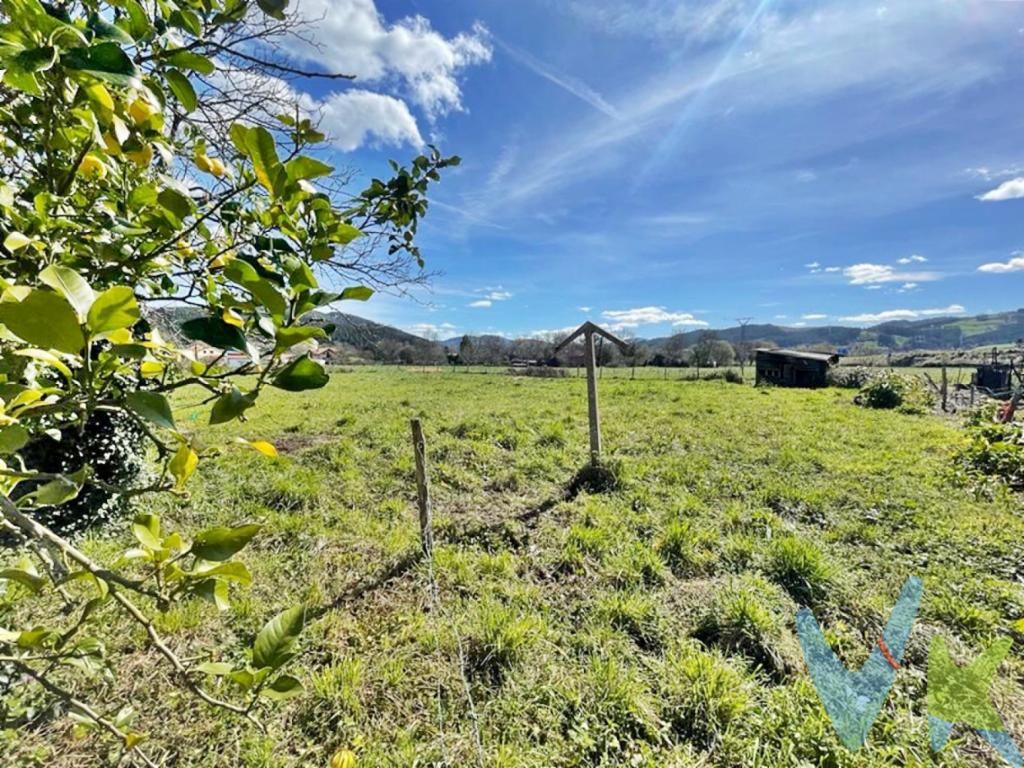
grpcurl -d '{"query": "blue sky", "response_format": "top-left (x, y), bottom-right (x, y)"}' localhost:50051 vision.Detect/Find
top-left (278, 0), bottom-right (1024, 339)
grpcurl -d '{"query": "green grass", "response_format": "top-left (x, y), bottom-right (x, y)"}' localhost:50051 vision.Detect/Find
top-left (5, 369), bottom-right (1024, 767)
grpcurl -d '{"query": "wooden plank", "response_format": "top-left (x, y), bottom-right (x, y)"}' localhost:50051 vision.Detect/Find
top-left (585, 330), bottom-right (601, 463)
top-left (410, 419), bottom-right (434, 556)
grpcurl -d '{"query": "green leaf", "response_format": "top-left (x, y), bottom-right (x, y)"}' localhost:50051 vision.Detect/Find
top-left (165, 69), bottom-right (197, 113)
top-left (0, 424), bottom-right (29, 455)
top-left (261, 674), bottom-right (303, 700)
top-left (209, 387), bottom-right (256, 425)
top-left (169, 443), bottom-right (198, 490)
top-left (223, 261), bottom-right (287, 321)
top-left (0, 290), bottom-right (84, 353)
top-left (229, 669), bottom-right (255, 690)
top-left (181, 317), bottom-right (248, 352)
top-left (191, 523), bottom-right (261, 562)
top-left (3, 232), bottom-right (31, 252)
top-left (332, 223), bottom-right (363, 245)
top-left (195, 579), bottom-right (230, 610)
top-left (0, 568), bottom-right (46, 593)
top-left (87, 13), bottom-right (134, 45)
top-left (126, 391), bottom-right (175, 431)
top-left (286, 156), bottom-right (333, 182)
top-left (131, 513), bottom-right (161, 549)
top-left (244, 127), bottom-right (283, 195)
top-left (229, 123), bottom-right (251, 156)
top-left (191, 561), bottom-right (252, 585)
top-left (256, 0), bottom-right (290, 20)
top-left (62, 43), bottom-right (140, 86)
top-left (35, 476), bottom-right (80, 506)
top-left (253, 605), bottom-right (306, 671)
top-left (197, 661), bottom-right (234, 676)
top-left (39, 265), bottom-right (94, 320)
top-left (339, 286), bottom-right (373, 302)
top-left (273, 355), bottom-right (329, 392)
top-left (274, 326), bottom-right (326, 352)
top-left (166, 50), bottom-right (215, 75)
top-left (87, 286), bottom-right (139, 334)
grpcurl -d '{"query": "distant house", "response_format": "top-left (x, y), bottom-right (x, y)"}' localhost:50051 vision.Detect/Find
top-left (755, 348), bottom-right (838, 388)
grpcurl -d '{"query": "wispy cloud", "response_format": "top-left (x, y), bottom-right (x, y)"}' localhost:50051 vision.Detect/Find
top-left (493, 36), bottom-right (621, 119)
top-left (469, 299), bottom-right (493, 308)
top-left (896, 254), bottom-right (927, 264)
top-left (840, 304), bottom-right (966, 324)
top-left (978, 253), bottom-right (1024, 273)
top-left (801, 313), bottom-right (828, 320)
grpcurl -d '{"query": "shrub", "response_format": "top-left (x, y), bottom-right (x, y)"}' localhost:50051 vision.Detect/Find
top-left (827, 366), bottom-right (873, 389)
top-left (695, 576), bottom-right (790, 677)
top-left (857, 371), bottom-right (935, 414)
top-left (656, 520), bottom-right (713, 576)
top-left (465, 599), bottom-right (540, 683)
top-left (595, 590), bottom-right (664, 651)
top-left (660, 643), bottom-right (751, 748)
top-left (954, 420), bottom-right (1024, 491)
top-left (763, 535), bottom-right (835, 604)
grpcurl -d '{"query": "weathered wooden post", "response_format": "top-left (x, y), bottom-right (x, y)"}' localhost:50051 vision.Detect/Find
top-left (556, 322), bottom-right (630, 465)
top-left (410, 418), bottom-right (433, 556)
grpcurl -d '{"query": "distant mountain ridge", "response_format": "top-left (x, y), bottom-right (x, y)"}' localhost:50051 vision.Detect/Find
top-left (150, 306), bottom-right (1024, 359)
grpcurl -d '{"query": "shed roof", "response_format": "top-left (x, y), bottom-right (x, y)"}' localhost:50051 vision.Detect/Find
top-left (756, 348), bottom-right (838, 364)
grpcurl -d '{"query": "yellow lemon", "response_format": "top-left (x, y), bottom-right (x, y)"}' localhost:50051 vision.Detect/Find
top-left (126, 143), bottom-right (153, 168)
top-left (128, 96), bottom-right (158, 126)
top-left (329, 749), bottom-right (356, 768)
top-left (77, 153), bottom-right (107, 180)
top-left (102, 132), bottom-right (122, 156)
top-left (209, 158), bottom-right (227, 177)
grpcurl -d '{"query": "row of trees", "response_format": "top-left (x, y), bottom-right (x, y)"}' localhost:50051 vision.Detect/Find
top-left (448, 332), bottom-right (765, 368)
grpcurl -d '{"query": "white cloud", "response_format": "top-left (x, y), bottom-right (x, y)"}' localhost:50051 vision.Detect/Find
top-left (579, 306), bottom-right (592, 313)
top-left (977, 177), bottom-right (1024, 201)
top-left (896, 254), bottom-right (927, 264)
top-left (802, 313), bottom-right (828, 320)
top-left (319, 90), bottom-right (424, 151)
top-left (824, 266), bottom-right (841, 273)
top-left (284, 0), bottom-right (491, 119)
top-left (978, 254), bottom-right (1024, 273)
top-left (804, 261), bottom-right (820, 269)
top-left (486, 290), bottom-right (513, 301)
top-left (840, 304), bottom-right (966, 323)
top-left (469, 300), bottom-right (493, 308)
top-left (407, 322), bottom-right (457, 337)
top-left (843, 263), bottom-right (940, 285)
top-left (899, 282), bottom-right (918, 291)
top-left (601, 306), bottom-right (708, 328)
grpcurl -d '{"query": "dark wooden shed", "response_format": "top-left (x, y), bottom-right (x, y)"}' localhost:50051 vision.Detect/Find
top-left (973, 364), bottom-right (1012, 391)
top-left (755, 348), bottom-right (838, 388)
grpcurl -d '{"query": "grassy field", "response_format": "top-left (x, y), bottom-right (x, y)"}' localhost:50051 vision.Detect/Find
top-left (8, 369), bottom-right (1024, 767)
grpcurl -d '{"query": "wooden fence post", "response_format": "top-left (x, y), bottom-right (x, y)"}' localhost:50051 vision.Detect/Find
top-left (410, 419), bottom-right (433, 556)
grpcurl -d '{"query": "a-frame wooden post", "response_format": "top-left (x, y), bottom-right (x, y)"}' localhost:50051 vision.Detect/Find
top-left (555, 322), bottom-right (630, 464)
